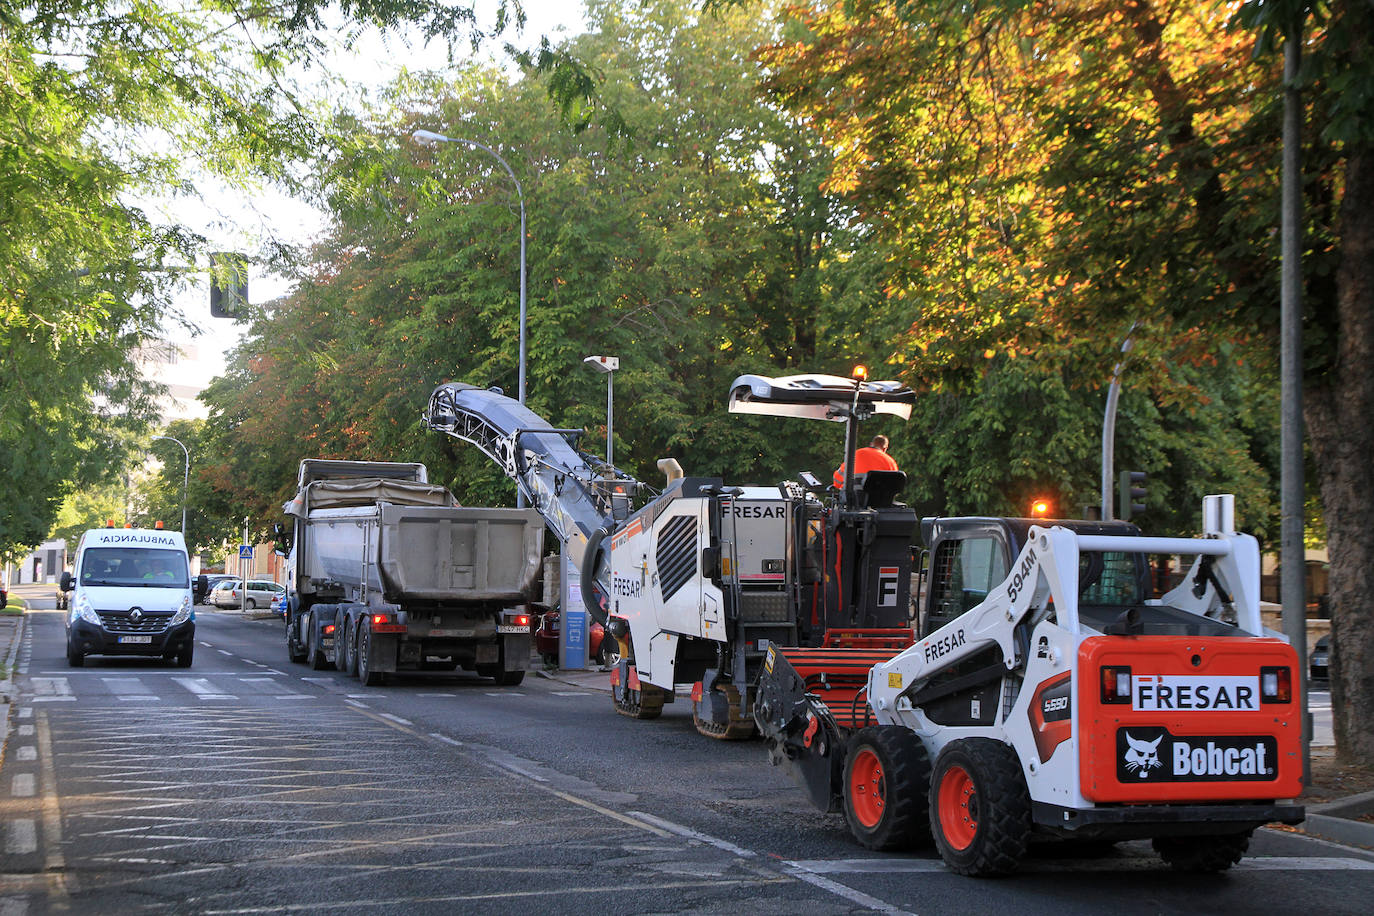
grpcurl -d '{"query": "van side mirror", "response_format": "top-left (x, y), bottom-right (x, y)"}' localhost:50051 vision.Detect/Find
top-left (60, 571), bottom-right (73, 591)
top-left (194, 574), bottom-right (208, 599)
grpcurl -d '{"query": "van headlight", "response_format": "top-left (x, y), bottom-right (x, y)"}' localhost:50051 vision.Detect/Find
top-left (74, 594), bottom-right (101, 626)
top-left (171, 595), bottom-right (194, 625)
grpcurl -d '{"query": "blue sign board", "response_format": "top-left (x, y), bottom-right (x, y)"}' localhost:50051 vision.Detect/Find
top-left (239, 544), bottom-right (254, 560)
top-left (560, 548), bottom-right (588, 670)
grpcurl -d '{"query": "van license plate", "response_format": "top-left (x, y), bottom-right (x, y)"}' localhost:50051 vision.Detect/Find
top-left (118, 635), bottom-right (152, 644)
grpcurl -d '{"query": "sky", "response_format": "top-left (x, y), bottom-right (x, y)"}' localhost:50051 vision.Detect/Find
top-left (155, 1), bottom-right (590, 417)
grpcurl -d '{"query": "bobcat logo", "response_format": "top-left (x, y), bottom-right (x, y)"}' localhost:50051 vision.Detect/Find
top-left (1123, 731), bottom-right (1163, 777)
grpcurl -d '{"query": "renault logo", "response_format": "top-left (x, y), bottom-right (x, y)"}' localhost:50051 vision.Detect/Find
top-left (129, 607), bottom-right (143, 622)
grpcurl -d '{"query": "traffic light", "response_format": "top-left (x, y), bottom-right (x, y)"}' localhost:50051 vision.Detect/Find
top-left (1118, 470), bottom-right (1147, 520)
top-left (209, 252), bottom-right (249, 318)
top-left (1030, 497), bottom-right (1052, 518)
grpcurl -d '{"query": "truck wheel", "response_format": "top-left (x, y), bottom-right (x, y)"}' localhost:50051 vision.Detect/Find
top-left (347, 621), bottom-right (361, 677)
top-left (308, 608), bottom-right (331, 670)
top-left (176, 641), bottom-right (194, 668)
top-left (335, 612), bottom-right (351, 673)
top-left (842, 727), bottom-right (931, 850)
top-left (357, 626), bottom-right (384, 687)
top-left (287, 618), bottom-right (308, 663)
top-left (929, 738), bottom-right (1031, 876)
top-left (67, 640), bottom-right (84, 668)
top-left (1152, 831), bottom-right (1251, 872)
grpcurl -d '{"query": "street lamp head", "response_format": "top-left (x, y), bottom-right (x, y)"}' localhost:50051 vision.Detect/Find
top-left (583, 355), bottom-right (620, 373)
top-left (412, 129), bottom-right (450, 146)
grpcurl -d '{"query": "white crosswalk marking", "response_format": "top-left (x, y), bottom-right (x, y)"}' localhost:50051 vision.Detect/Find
top-left (172, 677), bottom-right (236, 700)
top-left (12, 774), bottom-right (35, 797)
top-left (31, 677), bottom-right (71, 696)
top-left (102, 677), bottom-right (153, 696)
top-left (4, 819), bottom-right (37, 854)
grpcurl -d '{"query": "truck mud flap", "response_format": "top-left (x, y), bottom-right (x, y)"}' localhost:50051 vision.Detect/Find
top-left (753, 642), bottom-right (910, 813)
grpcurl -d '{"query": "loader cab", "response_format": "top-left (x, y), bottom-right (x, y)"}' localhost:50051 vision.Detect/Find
top-left (916, 516), bottom-right (1143, 638)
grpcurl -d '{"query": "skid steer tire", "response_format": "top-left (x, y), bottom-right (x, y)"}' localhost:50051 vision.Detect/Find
top-left (1152, 831), bottom-right (1251, 872)
top-left (929, 738), bottom-right (1031, 877)
top-left (842, 727), bottom-right (932, 851)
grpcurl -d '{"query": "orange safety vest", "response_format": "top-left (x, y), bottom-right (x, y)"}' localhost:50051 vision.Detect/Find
top-left (833, 447), bottom-right (899, 488)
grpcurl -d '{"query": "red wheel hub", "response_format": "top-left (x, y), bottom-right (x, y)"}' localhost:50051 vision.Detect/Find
top-left (849, 747), bottom-right (886, 828)
top-left (938, 764), bottom-right (978, 851)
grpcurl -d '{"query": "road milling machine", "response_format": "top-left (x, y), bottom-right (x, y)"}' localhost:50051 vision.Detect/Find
top-left (753, 495), bottom-right (1305, 875)
top-left (425, 372), bottom-right (919, 738)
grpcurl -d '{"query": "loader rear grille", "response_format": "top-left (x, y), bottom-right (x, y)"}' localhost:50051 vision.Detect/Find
top-left (656, 516), bottom-right (698, 601)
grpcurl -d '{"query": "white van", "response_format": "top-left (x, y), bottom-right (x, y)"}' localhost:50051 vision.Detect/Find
top-left (59, 527), bottom-right (196, 667)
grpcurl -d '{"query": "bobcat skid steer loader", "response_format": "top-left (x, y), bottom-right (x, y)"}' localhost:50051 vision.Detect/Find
top-left (754, 494), bottom-right (1305, 876)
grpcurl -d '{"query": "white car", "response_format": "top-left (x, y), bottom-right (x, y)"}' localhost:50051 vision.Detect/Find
top-left (208, 579), bottom-right (285, 610)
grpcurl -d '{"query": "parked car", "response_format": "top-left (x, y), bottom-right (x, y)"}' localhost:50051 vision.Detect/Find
top-left (270, 591), bottom-right (287, 618)
top-left (534, 610), bottom-right (616, 668)
top-left (209, 578), bottom-right (285, 610)
top-left (1310, 633), bottom-right (1331, 680)
top-left (195, 573), bottom-right (237, 605)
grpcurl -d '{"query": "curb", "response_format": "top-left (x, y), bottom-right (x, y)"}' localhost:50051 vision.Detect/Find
top-left (534, 668), bottom-right (613, 694)
top-left (1301, 789), bottom-right (1374, 851)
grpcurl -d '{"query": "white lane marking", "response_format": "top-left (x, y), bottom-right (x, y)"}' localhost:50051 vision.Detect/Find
top-left (4, 819), bottom-right (37, 854)
top-left (30, 697), bottom-right (76, 703)
top-left (428, 733), bottom-right (463, 747)
top-left (301, 678), bottom-right (334, 684)
top-left (12, 774), bottom-right (35, 797)
top-left (216, 649), bottom-right (233, 656)
top-left (502, 763), bottom-right (549, 784)
top-left (275, 695), bottom-right (314, 700)
top-left (345, 694), bottom-right (372, 699)
top-left (18, 708), bottom-right (32, 719)
top-left (551, 691), bottom-right (591, 697)
top-left (257, 669), bottom-right (287, 676)
top-left (417, 693), bottom-right (456, 697)
top-left (16, 747), bottom-right (37, 761)
top-left (627, 811), bottom-right (757, 859)
top-left (344, 699), bottom-right (368, 708)
top-left (238, 678), bottom-right (277, 683)
top-left (784, 863), bottom-right (912, 914)
top-left (118, 696), bottom-right (161, 702)
top-left (102, 677), bottom-right (153, 695)
top-left (786, 855), bottom-right (1374, 874)
top-left (31, 678), bottom-right (71, 697)
top-left (485, 692), bottom-right (526, 697)
top-left (378, 713), bottom-right (412, 726)
top-left (17, 725), bottom-right (34, 737)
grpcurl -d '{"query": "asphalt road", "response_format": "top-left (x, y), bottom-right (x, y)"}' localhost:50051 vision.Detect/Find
top-left (3, 604), bottom-right (1371, 915)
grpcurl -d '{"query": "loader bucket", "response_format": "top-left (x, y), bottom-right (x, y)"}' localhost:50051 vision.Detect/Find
top-left (754, 631), bottom-right (913, 812)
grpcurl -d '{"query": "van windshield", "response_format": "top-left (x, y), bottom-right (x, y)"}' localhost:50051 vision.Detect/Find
top-left (79, 548), bottom-right (188, 588)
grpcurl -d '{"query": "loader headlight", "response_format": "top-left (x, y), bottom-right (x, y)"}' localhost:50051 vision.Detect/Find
top-left (1260, 666), bottom-right (1291, 704)
top-left (1100, 665), bottom-right (1132, 704)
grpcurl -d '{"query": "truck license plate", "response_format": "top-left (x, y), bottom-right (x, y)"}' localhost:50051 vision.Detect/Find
top-left (429, 629), bottom-right (473, 638)
top-left (496, 625), bottom-right (527, 634)
top-left (118, 635), bottom-right (152, 644)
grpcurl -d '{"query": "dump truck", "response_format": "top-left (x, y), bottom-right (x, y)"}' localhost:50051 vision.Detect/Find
top-left (754, 495), bottom-right (1305, 875)
top-left (281, 459), bottom-right (543, 686)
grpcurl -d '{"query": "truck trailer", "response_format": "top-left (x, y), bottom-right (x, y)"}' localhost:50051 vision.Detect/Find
top-left (281, 459), bottom-right (543, 686)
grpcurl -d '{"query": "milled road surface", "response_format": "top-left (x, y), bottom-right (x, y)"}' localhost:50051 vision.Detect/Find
top-left (3, 606), bottom-right (1372, 915)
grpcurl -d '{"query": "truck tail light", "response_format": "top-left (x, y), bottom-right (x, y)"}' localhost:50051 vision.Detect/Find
top-left (513, 614), bottom-right (529, 628)
top-left (323, 624), bottom-right (336, 635)
top-left (370, 613), bottom-right (406, 634)
top-left (1260, 666), bottom-right (1292, 703)
top-left (1100, 665), bottom-right (1131, 704)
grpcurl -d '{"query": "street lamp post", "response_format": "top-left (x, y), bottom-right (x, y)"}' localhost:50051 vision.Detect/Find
top-left (412, 128), bottom-right (527, 507)
top-left (152, 435), bottom-right (189, 535)
top-left (583, 356), bottom-right (619, 466)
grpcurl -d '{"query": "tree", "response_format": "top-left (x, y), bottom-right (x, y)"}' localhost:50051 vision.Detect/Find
top-left (0, 0), bottom-right (529, 559)
top-left (198, 0), bottom-right (885, 532)
top-left (759, 0), bottom-right (1373, 759)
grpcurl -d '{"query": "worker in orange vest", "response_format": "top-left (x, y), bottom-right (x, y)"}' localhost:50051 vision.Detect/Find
top-left (833, 435), bottom-right (899, 489)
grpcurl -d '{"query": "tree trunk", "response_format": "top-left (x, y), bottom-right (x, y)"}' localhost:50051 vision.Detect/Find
top-left (1306, 139), bottom-right (1374, 762)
